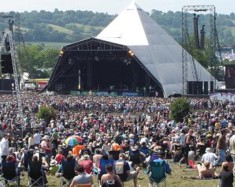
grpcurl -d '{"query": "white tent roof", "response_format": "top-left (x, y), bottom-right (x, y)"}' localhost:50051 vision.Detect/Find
top-left (96, 2), bottom-right (216, 97)
top-left (97, 2), bottom-right (148, 46)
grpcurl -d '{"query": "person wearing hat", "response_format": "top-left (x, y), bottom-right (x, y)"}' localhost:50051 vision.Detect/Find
top-left (49, 159), bottom-right (59, 176)
top-left (40, 135), bottom-right (52, 165)
top-left (201, 147), bottom-right (218, 166)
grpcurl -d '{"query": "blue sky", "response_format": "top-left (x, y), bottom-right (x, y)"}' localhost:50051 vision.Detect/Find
top-left (0, 0), bottom-right (233, 14)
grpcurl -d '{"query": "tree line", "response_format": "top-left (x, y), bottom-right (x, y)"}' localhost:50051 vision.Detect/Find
top-left (0, 9), bottom-right (235, 45)
top-left (0, 9), bottom-right (234, 79)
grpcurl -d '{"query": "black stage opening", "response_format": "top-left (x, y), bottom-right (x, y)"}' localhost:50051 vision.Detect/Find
top-left (47, 39), bottom-right (163, 96)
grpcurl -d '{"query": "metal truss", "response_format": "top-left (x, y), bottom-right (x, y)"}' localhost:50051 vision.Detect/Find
top-left (182, 5), bottom-right (221, 94)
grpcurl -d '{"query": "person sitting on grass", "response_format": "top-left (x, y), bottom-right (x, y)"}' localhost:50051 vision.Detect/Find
top-left (196, 161), bottom-right (218, 179)
top-left (201, 147), bottom-right (218, 166)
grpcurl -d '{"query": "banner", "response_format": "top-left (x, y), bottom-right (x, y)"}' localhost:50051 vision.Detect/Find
top-left (210, 92), bottom-right (235, 102)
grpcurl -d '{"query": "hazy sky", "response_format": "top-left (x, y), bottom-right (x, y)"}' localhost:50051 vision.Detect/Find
top-left (0, 0), bottom-right (234, 14)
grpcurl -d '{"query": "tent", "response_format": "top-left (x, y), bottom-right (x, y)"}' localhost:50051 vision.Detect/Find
top-left (46, 2), bottom-right (216, 97)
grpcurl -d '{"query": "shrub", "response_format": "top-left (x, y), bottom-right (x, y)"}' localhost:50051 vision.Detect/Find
top-left (170, 97), bottom-right (190, 123)
top-left (36, 105), bottom-right (56, 123)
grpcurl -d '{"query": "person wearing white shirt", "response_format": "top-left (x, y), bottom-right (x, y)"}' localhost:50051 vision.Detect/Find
top-left (201, 147), bottom-right (218, 166)
top-left (28, 134), bottom-right (35, 149)
top-left (229, 132), bottom-right (235, 163)
top-left (33, 130), bottom-right (41, 146)
top-left (0, 133), bottom-right (9, 161)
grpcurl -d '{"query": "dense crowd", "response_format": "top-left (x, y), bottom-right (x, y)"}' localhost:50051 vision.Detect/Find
top-left (0, 93), bottom-right (234, 187)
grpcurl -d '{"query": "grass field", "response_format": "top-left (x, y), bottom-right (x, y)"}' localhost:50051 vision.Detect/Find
top-left (17, 162), bottom-right (222, 187)
top-left (25, 42), bottom-right (69, 49)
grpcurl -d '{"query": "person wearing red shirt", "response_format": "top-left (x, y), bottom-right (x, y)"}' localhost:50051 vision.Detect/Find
top-left (79, 155), bottom-right (93, 174)
top-left (55, 149), bottom-right (65, 164)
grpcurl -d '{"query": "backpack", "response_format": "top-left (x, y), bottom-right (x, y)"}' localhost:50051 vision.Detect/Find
top-left (129, 149), bottom-right (141, 165)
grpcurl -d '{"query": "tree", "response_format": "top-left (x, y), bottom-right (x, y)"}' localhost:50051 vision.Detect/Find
top-left (170, 98), bottom-right (190, 122)
top-left (36, 105), bottom-right (56, 124)
top-left (19, 44), bottom-right (59, 78)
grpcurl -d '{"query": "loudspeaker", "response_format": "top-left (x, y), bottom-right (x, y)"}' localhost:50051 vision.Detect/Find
top-left (0, 79), bottom-right (14, 90)
top-left (191, 81), bottom-right (197, 94)
top-left (197, 81), bottom-right (203, 94)
top-left (204, 81), bottom-right (208, 95)
top-left (1, 53), bottom-right (13, 74)
top-left (210, 81), bottom-right (214, 93)
top-left (187, 81), bottom-right (193, 94)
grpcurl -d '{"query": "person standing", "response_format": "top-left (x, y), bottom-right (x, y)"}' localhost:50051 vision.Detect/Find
top-left (0, 133), bottom-right (9, 161)
top-left (229, 130), bottom-right (235, 163)
top-left (28, 133), bottom-right (35, 149)
top-left (40, 135), bottom-right (52, 164)
top-left (33, 130), bottom-right (41, 147)
top-left (215, 129), bottom-right (227, 166)
top-left (179, 129), bottom-right (195, 166)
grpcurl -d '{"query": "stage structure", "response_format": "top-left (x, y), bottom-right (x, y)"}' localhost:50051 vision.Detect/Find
top-left (182, 5), bottom-right (222, 95)
top-left (0, 17), bottom-right (24, 136)
top-left (47, 38), bottom-right (161, 96)
top-left (46, 2), bottom-right (216, 97)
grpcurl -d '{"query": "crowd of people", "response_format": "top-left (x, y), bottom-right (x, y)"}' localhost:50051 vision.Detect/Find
top-left (0, 93), bottom-right (234, 187)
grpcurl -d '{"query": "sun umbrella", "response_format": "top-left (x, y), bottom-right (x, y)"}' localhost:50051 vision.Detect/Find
top-left (65, 136), bottom-right (79, 147)
top-left (72, 135), bottom-right (83, 143)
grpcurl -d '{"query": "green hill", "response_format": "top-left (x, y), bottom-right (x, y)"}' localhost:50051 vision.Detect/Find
top-left (0, 9), bottom-right (234, 46)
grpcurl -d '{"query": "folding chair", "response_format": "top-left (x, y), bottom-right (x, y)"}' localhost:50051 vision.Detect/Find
top-left (0, 175), bottom-right (20, 187)
top-left (148, 159), bottom-right (166, 187)
top-left (1, 161), bottom-right (20, 187)
top-left (28, 175), bottom-right (45, 187)
top-left (60, 176), bottom-right (73, 187)
top-left (59, 159), bottom-right (76, 187)
top-left (28, 162), bottom-right (45, 187)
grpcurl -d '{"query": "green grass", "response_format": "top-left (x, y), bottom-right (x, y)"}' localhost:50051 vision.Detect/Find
top-left (25, 42), bottom-right (69, 49)
top-left (48, 24), bottom-right (73, 35)
top-left (17, 162), bottom-right (222, 187)
top-left (73, 23), bottom-right (104, 32)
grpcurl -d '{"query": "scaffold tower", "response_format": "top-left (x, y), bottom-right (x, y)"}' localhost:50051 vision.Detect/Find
top-left (0, 25), bottom-right (24, 134)
top-left (182, 5), bottom-right (222, 94)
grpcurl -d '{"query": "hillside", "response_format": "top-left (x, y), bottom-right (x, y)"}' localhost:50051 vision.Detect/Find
top-left (0, 9), bottom-right (235, 46)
